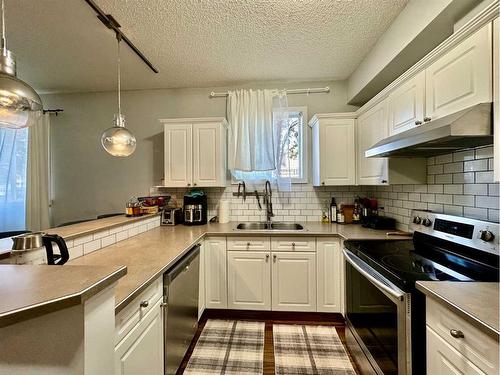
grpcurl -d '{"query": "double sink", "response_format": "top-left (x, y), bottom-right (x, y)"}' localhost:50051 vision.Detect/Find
top-left (236, 222), bottom-right (305, 231)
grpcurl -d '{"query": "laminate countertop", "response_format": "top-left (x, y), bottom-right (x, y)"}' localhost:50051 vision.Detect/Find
top-left (69, 222), bottom-right (411, 313)
top-left (0, 264), bottom-right (126, 328)
top-left (416, 281), bottom-right (499, 337)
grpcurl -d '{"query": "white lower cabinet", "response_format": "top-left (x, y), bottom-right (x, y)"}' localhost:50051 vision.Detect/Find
top-left (204, 237), bottom-right (227, 309)
top-left (114, 298), bottom-right (164, 375)
top-left (227, 251), bottom-right (271, 310)
top-left (272, 252), bottom-right (317, 312)
top-left (316, 239), bottom-right (342, 313)
top-left (427, 327), bottom-right (484, 375)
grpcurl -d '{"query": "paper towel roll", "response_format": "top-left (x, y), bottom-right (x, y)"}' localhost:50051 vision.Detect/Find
top-left (218, 199), bottom-right (230, 223)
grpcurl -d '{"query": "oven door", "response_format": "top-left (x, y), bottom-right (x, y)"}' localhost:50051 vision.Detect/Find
top-left (343, 248), bottom-right (412, 375)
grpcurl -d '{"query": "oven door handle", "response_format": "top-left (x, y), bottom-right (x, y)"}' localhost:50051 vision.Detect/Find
top-left (343, 248), bottom-right (405, 302)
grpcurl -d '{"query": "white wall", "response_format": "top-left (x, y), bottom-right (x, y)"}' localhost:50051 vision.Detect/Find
top-left (42, 80), bottom-right (357, 226)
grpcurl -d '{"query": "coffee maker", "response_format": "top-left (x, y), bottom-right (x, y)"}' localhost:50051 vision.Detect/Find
top-left (183, 192), bottom-right (207, 225)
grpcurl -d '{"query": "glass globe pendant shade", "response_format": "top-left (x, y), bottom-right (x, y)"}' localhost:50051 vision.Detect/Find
top-left (0, 50), bottom-right (42, 129)
top-left (101, 114), bottom-right (137, 157)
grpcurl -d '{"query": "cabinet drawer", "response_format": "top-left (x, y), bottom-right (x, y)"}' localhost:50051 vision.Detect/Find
top-left (271, 237), bottom-right (316, 251)
top-left (227, 237), bottom-right (270, 251)
top-left (427, 326), bottom-right (485, 375)
top-left (426, 297), bottom-right (499, 374)
top-left (115, 277), bottom-right (163, 345)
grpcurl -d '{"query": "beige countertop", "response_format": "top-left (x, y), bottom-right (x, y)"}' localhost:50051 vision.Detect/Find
top-left (0, 264), bottom-right (126, 328)
top-left (416, 281), bottom-right (499, 337)
top-left (69, 222), bottom-right (411, 313)
top-left (0, 220), bottom-right (411, 326)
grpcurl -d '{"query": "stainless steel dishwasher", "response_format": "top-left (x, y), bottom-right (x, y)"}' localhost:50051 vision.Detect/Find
top-left (163, 244), bottom-right (200, 375)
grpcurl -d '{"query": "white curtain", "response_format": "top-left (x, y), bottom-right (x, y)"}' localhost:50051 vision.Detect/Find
top-left (228, 89), bottom-right (291, 191)
top-left (26, 113), bottom-right (51, 231)
top-left (0, 127), bottom-right (28, 231)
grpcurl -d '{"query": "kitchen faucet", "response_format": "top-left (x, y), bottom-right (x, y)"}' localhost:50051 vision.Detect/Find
top-left (264, 180), bottom-right (274, 225)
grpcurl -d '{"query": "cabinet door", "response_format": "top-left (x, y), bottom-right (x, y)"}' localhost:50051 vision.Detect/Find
top-left (315, 118), bottom-right (356, 186)
top-left (494, 18), bottom-right (499, 183)
top-left (204, 237), bottom-right (227, 309)
top-left (316, 239), bottom-right (342, 313)
top-left (115, 299), bottom-right (163, 375)
top-left (227, 251), bottom-right (271, 310)
top-left (427, 326), bottom-right (484, 375)
top-left (388, 71), bottom-right (425, 135)
top-left (357, 100), bottom-right (389, 185)
top-left (193, 122), bottom-right (226, 187)
top-left (164, 124), bottom-right (192, 187)
top-left (272, 252), bottom-right (316, 312)
top-left (425, 23), bottom-right (492, 121)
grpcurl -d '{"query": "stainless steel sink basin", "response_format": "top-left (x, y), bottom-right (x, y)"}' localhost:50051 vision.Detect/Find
top-left (235, 222), bottom-right (305, 231)
top-left (236, 222), bottom-right (270, 230)
top-left (270, 223), bottom-right (304, 231)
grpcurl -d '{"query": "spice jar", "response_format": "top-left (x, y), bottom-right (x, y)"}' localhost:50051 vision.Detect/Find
top-left (126, 197), bottom-right (142, 217)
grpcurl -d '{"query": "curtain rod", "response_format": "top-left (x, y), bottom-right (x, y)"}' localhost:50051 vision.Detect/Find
top-left (209, 86), bottom-right (330, 98)
top-left (43, 109), bottom-right (64, 115)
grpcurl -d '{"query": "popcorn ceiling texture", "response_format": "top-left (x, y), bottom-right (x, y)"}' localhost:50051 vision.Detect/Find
top-left (21, 0), bottom-right (406, 92)
top-left (164, 146), bottom-right (498, 230)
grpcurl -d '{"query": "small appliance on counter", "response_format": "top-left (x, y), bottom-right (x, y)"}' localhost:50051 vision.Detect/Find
top-left (11, 232), bottom-right (70, 265)
top-left (361, 215), bottom-right (396, 230)
top-left (162, 207), bottom-right (184, 226)
top-left (183, 189), bottom-right (207, 225)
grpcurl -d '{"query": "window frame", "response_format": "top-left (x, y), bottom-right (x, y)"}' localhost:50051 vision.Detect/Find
top-left (275, 106), bottom-right (308, 184)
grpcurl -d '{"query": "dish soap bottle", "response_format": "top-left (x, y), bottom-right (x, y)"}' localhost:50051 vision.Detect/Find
top-left (322, 200), bottom-right (330, 223)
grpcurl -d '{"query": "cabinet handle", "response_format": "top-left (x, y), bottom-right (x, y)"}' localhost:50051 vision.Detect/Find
top-left (193, 183), bottom-right (197, 186)
top-left (450, 329), bottom-right (464, 339)
top-left (273, 255), bottom-right (277, 262)
top-left (424, 116), bottom-right (432, 122)
top-left (187, 183), bottom-right (191, 187)
top-left (140, 300), bottom-right (149, 308)
top-left (246, 242), bottom-right (251, 247)
top-left (415, 120), bottom-right (422, 126)
top-left (381, 179), bottom-right (388, 184)
top-left (321, 182), bottom-right (325, 185)
top-left (266, 254), bottom-right (270, 262)
top-left (292, 242), bottom-right (296, 248)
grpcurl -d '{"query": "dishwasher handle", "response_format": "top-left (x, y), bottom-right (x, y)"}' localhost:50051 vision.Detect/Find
top-left (164, 243), bottom-right (200, 285)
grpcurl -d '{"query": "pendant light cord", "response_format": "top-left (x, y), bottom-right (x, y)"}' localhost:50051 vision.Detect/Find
top-left (117, 33), bottom-right (121, 117)
top-left (1, 0), bottom-right (6, 55)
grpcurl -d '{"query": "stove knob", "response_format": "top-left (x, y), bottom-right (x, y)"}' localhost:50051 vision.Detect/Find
top-left (413, 216), bottom-right (422, 224)
top-left (479, 230), bottom-right (495, 242)
top-left (422, 218), bottom-right (432, 227)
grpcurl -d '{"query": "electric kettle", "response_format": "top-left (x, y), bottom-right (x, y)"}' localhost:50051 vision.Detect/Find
top-left (11, 232), bottom-right (70, 265)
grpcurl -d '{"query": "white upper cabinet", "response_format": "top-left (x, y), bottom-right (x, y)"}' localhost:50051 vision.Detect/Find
top-left (163, 124), bottom-right (192, 187)
top-left (161, 117), bottom-right (227, 188)
top-left (425, 23), bottom-right (492, 121)
top-left (387, 70), bottom-right (425, 135)
top-left (310, 114), bottom-right (356, 186)
top-left (357, 100), bottom-right (389, 185)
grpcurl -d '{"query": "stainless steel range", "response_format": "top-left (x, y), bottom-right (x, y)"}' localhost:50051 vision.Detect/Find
top-left (343, 210), bottom-right (499, 375)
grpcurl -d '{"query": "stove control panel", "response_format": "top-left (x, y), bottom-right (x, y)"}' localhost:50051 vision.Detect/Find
top-left (410, 210), bottom-right (499, 256)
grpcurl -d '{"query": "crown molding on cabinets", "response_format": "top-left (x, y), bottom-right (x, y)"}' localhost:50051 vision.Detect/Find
top-left (355, 0), bottom-right (499, 117)
top-left (308, 112), bottom-right (357, 128)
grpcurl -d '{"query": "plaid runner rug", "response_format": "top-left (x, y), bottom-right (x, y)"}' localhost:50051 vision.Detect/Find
top-left (273, 324), bottom-right (356, 375)
top-left (184, 319), bottom-right (265, 375)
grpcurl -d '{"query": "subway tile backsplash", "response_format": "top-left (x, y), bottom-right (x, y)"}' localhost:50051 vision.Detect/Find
top-left (162, 146), bottom-right (498, 230)
top-left (373, 146), bottom-right (498, 230)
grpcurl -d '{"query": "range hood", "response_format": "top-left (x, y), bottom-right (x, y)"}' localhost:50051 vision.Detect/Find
top-left (365, 103), bottom-right (493, 158)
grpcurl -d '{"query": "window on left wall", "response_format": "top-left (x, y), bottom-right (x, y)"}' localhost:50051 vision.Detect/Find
top-left (0, 128), bottom-right (28, 231)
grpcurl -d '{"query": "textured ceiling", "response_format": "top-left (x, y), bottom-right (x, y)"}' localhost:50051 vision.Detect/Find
top-left (9, 0), bottom-right (408, 93)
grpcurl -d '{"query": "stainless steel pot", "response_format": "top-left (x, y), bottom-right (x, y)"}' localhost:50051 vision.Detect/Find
top-left (11, 232), bottom-right (43, 251)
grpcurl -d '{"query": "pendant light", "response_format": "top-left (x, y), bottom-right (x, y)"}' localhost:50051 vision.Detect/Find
top-left (0, 0), bottom-right (42, 129)
top-left (101, 33), bottom-right (136, 157)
